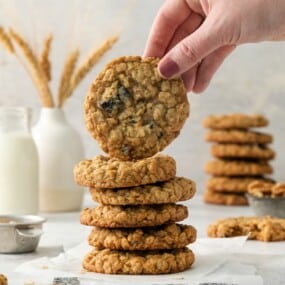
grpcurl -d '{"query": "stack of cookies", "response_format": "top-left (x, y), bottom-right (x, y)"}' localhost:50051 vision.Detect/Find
top-left (203, 114), bottom-right (275, 206)
top-left (74, 56), bottom-right (196, 275)
top-left (74, 154), bottom-right (196, 274)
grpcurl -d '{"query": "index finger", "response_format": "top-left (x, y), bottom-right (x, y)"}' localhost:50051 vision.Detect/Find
top-left (144, 0), bottom-right (192, 58)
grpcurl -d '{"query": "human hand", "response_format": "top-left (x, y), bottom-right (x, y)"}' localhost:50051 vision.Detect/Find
top-left (144, 0), bottom-right (285, 93)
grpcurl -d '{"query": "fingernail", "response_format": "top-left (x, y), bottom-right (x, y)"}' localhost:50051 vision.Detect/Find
top-left (159, 58), bottom-right (179, 78)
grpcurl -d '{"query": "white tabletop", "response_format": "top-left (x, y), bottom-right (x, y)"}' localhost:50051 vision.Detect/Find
top-left (1, 193), bottom-right (285, 285)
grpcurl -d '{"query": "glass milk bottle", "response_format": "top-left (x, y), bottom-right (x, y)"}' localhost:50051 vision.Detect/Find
top-left (0, 107), bottom-right (39, 214)
top-left (32, 107), bottom-right (84, 212)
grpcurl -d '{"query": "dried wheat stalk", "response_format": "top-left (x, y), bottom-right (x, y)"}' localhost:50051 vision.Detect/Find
top-left (9, 28), bottom-right (54, 108)
top-left (2, 27), bottom-right (118, 108)
top-left (0, 26), bottom-right (14, 53)
top-left (40, 34), bottom-right (53, 82)
top-left (57, 49), bottom-right (79, 107)
top-left (64, 35), bottom-right (118, 103)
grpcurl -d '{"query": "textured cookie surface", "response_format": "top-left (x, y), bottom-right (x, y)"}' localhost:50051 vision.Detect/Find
top-left (205, 129), bottom-right (273, 144)
top-left (80, 204), bottom-right (188, 228)
top-left (207, 216), bottom-right (285, 242)
top-left (203, 114), bottom-right (268, 129)
top-left (89, 177), bottom-right (195, 205)
top-left (84, 56), bottom-right (189, 160)
top-left (211, 144), bottom-right (275, 160)
top-left (207, 176), bottom-right (274, 193)
top-left (74, 154), bottom-right (176, 188)
top-left (203, 189), bottom-right (248, 206)
top-left (83, 247), bottom-right (195, 274)
top-left (205, 159), bottom-right (273, 176)
top-left (0, 274), bottom-right (7, 285)
top-left (248, 181), bottom-right (285, 198)
top-left (88, 224), bottom-right (196, 250)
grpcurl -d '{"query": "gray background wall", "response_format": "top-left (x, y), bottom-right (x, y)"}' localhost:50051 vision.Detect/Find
top-left (0, 0), bottom-right (285, 194)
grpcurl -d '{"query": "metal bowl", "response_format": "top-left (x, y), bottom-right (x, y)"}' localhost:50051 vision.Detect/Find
top-left (0, 215), bottom-right (46, 253)
top-left (247, 193), bottom-right (285, 218)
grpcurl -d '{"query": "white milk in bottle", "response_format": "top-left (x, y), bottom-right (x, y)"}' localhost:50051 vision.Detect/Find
top-left (32, 108), bottom-right (84, 212)
top-left (0, 107), bottom-right (39, 214)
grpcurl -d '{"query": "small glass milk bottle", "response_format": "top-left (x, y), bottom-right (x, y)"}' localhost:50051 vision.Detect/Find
top-left (32, 107), bottom-right (84, 212)
top-left (0, 107), bottom-right (39, 215)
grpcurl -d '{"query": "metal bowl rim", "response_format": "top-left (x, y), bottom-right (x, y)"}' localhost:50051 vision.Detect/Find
top-left (246, 193), bottom-right (285, 201)
top-left (0, 215), bottom-right (47, 227)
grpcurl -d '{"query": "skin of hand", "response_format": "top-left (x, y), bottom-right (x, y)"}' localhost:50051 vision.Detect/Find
top-left (144, 0), bottom-right (285, 93)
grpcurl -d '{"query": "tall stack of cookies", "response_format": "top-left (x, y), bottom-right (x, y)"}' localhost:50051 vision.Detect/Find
top-left (203, 114), bottom-right (274, 206)
top-left (74, 56), bottom-right (197, 275)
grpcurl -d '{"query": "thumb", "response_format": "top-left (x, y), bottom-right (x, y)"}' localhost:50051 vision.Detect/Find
top-left (158, 19), bottom-right (222, 78)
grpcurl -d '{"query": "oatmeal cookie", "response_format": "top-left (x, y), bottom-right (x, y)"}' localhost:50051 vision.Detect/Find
top-left (203, 113), bottom-right (268, 129)
top-left (204, 159), bottom-right (273, 176)
top-left (207, 216), bottom-right (285, 242)
top-left (205, 129), bottom-right (273, 144)
top-left (0, 275), bottom-right (7, 285)
top-left (207, 176), bottom-right (274, 193)
top-left (89, 177), bottom-right (195, 205)
top-left (272, 183), bottom-right (285, 197)
top-left (74, 154), bottom-right (176, 188)
top-left (248, 180), bottom-right (285, 198)
top-left (83, 247), bottom-right (195, 274)
top-left (203, 189), bottom-right (248, 206)
top-left (84, 56), bottom-right (189, 160)
top-left (80, 204), bottom-right (188, 228)
top-left (88, 224), bottom-right (196, 250)
top-left (211, 144), bottom-right (275, 160)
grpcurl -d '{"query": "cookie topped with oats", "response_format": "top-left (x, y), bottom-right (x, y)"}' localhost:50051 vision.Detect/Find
top-left (203, 113), bottom-right (268, 129)
top-left (84, 56), bottom-right (189, 160)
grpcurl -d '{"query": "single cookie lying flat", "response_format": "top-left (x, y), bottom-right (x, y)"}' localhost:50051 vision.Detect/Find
top-left (211, 144), bottom-right (275, 160)
top-left (203, 113), bottom-right (268, 129)
top-left (89, 177), bottom-right (196, 205)
top-left (74, 154), bottom-right (176, 188)
top-left (205, 159), bottom-right (273, 176)
top-left (207, 176), bottom-right (274, 193)
top-left (88, 223), bottom-right (196, 250)
top-left (207, 216), bottom-right (285, 242)
top-left (84, 56), bottom-right (189, 160)
top-left (205, 129), bottom-right (273, 144)
top-left (203, 189), bottom-right (248, 206)
top-left (80, 204), bottom-right (188, 228)
top-left (83, 248), bottom-right (195, 274)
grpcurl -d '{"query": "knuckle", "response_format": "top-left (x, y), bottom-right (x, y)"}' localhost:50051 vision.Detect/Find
top-left (194, 78), bottom-right (209, 93)
top-left (152, 38), bottom-right (167, 53)
top-left (179, 41), bottom-right (200, 63)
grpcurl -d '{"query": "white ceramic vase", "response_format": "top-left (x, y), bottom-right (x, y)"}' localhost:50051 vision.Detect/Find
top-left (32, 108), bottom-right (84, 212)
